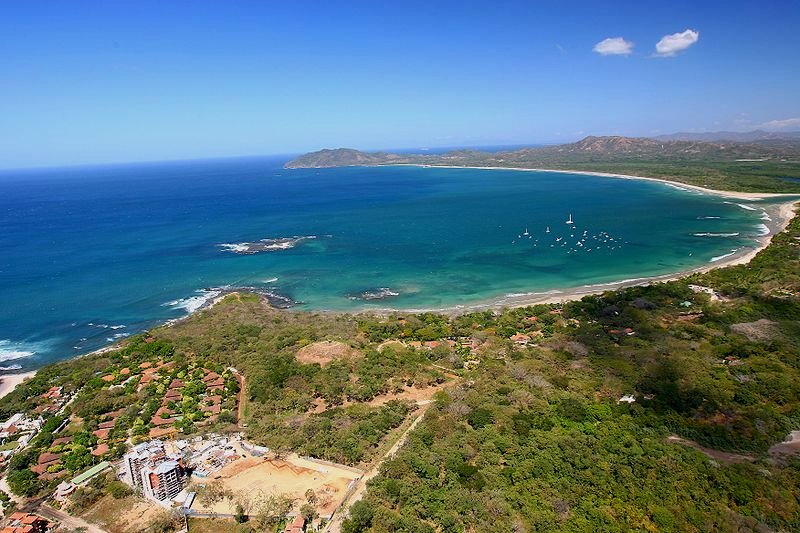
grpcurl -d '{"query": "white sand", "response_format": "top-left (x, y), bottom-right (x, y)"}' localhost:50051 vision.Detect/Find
top-left (0, 371), bottom-right (37, 399)
top-left (407, 164), bottom-right (800, 201)
top-left (365, 165), bottom-right (799, 313)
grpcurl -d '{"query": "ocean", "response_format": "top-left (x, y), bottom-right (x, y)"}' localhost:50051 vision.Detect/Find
top-left (0, 156), bottom-right (770, 370)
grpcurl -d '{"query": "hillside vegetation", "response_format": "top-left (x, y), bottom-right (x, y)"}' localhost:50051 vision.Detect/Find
top-left (2, 213), bottom-right (800, 530)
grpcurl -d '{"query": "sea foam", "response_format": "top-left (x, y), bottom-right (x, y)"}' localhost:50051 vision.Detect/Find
top-left (0, 339), bottom-right (38, 362)
top-left (164, 289), bottom-right (222, 314)
top-left (725, 201), bottom-right (758, 211)
top-left (710, 250), bottom-right (738, 262)
top-left (349, 288), bottom-right (400, 301)
top-left (218, 235), bottom-right (318, 255)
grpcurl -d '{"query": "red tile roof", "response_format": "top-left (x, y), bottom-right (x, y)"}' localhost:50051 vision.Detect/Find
top-left (202, 371), bottom-right (221, 382)
top-left (37, 452), bottom-right (62, 465)
top-left (92, 428), bottom-right (111, 440)
top-left (149, 426), bottom-right (174, 439)
top-left (202, 404), bottom-right (221, 415)
top-left (151, 416), bottom-right (173, 426)
top-left (91, 443), bottom-right (110, 456)
top-left (207, 378), bottom-right (225, 389)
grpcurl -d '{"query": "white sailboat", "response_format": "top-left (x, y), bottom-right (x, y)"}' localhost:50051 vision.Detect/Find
top-left (545, 226), bottom-right (550, 233)
top-left (522, 227), bottom-right (529, 236)
top-left (566, 213), bottom-right (574, 225)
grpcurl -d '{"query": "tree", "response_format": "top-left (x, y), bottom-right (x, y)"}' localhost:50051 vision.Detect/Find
top-left (300, 503), bottom-right (318, 522)
top-left (342, 501), bottom-right (373, 533)
top-left (198, 480), bottom-right (232, 511)
top-left (234, 503), bottom-right (248, 523)
top-left (6, 469), bottom-right (41, 497)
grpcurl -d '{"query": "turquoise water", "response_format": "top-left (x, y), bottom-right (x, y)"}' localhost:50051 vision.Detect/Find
top-left (0, 157), bottom-right (770, 369)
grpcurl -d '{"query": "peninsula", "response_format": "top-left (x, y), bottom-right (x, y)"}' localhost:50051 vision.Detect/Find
top-left (286, 135), bottom-right (800, 193)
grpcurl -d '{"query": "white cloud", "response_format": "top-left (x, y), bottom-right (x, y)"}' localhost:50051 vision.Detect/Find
top-left (593, 37), bottom-right (634, 56)
top-left (759, 117), bottom-right (800, 131)
top-left (655, 29), bottom-right (699, 57)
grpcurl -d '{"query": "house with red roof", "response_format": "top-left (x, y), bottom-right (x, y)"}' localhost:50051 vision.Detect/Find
top-left (283, 514), bottom-right (305, 533)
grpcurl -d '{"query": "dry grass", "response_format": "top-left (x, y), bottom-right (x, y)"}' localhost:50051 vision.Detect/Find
top-left (295, 340), bottom-right (360, 366)
top-left (82, 494), bottom-right (165, 533)
top-left (730, 319), bottom-right (779, 342)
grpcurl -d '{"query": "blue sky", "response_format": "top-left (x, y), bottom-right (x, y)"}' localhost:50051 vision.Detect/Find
top-left (1, 0), bottom-right (799, 168)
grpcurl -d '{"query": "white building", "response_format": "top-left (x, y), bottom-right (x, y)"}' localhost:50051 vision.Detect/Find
top-left (123, 440), bottom-right (185, 503)
top-left (143, 459), bottom-right (184, 501)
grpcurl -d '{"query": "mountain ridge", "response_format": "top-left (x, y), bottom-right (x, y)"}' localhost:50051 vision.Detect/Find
top-left (285, 135), bottom-right (800, 169)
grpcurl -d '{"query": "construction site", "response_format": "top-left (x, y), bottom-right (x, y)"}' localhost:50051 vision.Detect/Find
top-left (188, 453), bottom-right (363, 520)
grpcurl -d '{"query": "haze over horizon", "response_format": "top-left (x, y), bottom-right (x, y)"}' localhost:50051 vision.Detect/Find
top-left (2, 0), bottom-right (799, 169)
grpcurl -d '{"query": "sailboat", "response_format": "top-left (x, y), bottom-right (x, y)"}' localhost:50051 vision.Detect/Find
top-left (522, 227), bottom-right (529, 236)
top-left (566, 213), bottom-right (574, 225)
top-left (545, 226), bottom-right (550, 233)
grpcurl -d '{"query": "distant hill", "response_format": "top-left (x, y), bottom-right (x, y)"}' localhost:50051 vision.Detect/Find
top-left (284, 148), bottom-right (405, 168)
top-left (286, 135), bottom-right (800, 169)
top-left (655, 130), bottom-right (800, 143)
top-left (285, 135), bottom-right (800, 193)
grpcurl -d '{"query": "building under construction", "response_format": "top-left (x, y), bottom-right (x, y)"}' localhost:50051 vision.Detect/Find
top-left (122, 439), bottom-right (186, 503)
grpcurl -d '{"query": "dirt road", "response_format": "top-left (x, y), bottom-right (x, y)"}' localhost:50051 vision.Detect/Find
top-left (325, 403), bottom-right (432, 533)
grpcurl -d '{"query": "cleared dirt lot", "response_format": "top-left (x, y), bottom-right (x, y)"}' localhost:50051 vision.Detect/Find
top-left (192, 454), bottom-right (362, 517)
top-left (295, 340), bottom-right (360, 366)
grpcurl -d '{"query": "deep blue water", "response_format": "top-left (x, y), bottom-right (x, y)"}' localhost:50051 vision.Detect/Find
top-left (0, 156), bottom-right (770, 370)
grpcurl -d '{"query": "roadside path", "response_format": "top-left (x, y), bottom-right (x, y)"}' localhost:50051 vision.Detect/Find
top-left (17, 500), bottom-right (109, 533)
top-left (325, 402), bottom-right (432, 533)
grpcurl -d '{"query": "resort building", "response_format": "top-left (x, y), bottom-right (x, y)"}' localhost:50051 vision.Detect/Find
top-left (142, 459), bottom-right (184, 501)
top-left (53, 481), bottom-right (76, 503)
top-left (122, 439), bottom-right (186, 503)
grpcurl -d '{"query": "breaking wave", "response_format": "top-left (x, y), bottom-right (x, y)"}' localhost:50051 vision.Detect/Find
top-left (164, 289), bottom-right (222, 314)
top-left (710, 250), bottom-right (738, 262)
top-left (87, 323), bottom-right (126, 330)
top-left (0, 339), bottom-right (40, 363)
top-left (349, 288), bottom-right (401, 301)
top-left (693, 232), bottom-right (740, 237)
top-left (725, 201), bottom-right (758, 211)
top-left (219, 235), bottom-right (318, 255)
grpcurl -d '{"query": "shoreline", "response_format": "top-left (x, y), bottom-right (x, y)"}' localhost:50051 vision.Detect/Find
top-left (363, 198), bottom-right (796, 314)
top-left (1, 168), bottom-right (796, 386)
top-left (391, 163), bottom-right (800, 201)
top-left (0, 371), bottom-right (37, 400)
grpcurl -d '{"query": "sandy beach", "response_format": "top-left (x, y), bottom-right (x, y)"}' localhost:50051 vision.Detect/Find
top-left (5, 166), bottom-right (796, 374)
top-left (0, 371), bottom-right (37, 400)
top-left (362, 164), bottom-right (800, 314)
top-left (429, 199), bottom-right (796, 313)
top-left (408, 164), bottom-right (800, 201)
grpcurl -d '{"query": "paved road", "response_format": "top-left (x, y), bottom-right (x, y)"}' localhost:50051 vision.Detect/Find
top-left (14, 496), bottom-right (108, 533)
